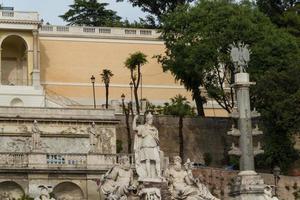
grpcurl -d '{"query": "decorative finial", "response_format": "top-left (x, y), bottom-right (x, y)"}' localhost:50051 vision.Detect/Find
top-left (229, 42), bottom-right (251, 73)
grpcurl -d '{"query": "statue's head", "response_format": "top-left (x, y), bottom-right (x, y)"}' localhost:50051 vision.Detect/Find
top-left (173, 156), bottom-right (182, 169)
top-left (92, 121), bottom-right (95, 127)
top-left (145, 112), bottom-right (153, 125)
top-left (119, 155), bottom-right (131, 168)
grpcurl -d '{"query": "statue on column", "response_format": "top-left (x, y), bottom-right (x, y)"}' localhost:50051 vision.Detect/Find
top-left (99, 156), bottom-right (135, 200)
top-left (165, 156), bottom-right (219, 200)
top-left (133, 112), bottom-right (161, 180)
top-left (88, 122), bottom-right (98, 153)
top-left (31, 120), bottom-right (42, 152)
top-left (229, 42), bottom-right (251, 73)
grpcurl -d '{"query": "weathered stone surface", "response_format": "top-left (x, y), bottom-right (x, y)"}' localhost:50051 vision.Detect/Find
top-left (117, 115), bottom-right (232, 166)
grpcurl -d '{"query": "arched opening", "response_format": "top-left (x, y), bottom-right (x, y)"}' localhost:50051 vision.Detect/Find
top-left (1, 35), bottom-right (28, 86)
top-left (10, 98), bottom-right (24, 107)
top-left (53, 182), bottom-right (84, 200)
top-left (0, 181), bottom-right (25, 199)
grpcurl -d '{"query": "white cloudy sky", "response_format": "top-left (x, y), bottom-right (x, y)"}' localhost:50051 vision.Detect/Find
top-left (1, 0), bottom-right (146, 25)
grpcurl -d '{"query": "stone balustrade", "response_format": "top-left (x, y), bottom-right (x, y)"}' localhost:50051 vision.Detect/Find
top-left (0, 10), bottom-right (39, 21)
top-left (0, 152), bottom-right (134, 170)
top-left (0, 106), bottom-right (116, 120)
top-left (47, 153), bottom-right (87, 168)
top-left (0, 152), bottom-right (29, 167)
top-left (40, 25), bottom-right (160, 40)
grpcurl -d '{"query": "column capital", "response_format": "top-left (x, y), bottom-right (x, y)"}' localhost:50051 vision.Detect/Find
top-left (32, 30), bottom-right (39, 37)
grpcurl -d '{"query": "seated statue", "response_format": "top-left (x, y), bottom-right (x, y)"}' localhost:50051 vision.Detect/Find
top-left (165, 156), bottom-right (219, 200)
top-left (34, 185), bottom-right (55, 200)
top-left (0, 192), bottom-right (12, 200)
top-left (99, 156), bottom-right (135, 200)
top-left (264, 186), bottom-right (279, 200)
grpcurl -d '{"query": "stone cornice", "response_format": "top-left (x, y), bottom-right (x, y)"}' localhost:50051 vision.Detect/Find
top-left (0, 19), bottom-right (40, 25)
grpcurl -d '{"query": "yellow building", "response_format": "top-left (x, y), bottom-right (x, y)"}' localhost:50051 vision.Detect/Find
top-left (0, 10), bottom-right (227, 117)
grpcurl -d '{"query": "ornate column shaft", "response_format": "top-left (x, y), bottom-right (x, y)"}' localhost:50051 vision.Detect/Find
top-left (234, 73), bottom-right (255, 171)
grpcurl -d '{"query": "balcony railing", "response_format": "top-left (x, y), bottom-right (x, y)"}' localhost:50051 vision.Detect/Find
top-left (47, 154), bottom-right (87, 168)
top-left (40, 25), bottom-right (161, 40)
top-left (0, 11), bottom-right (39, 21)
top-left (0, 152), bottom-right (134, 170)
top-left (0, 153), bottom-right (28, 167)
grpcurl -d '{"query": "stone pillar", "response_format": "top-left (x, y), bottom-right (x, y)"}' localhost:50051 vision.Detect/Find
top-left (0, 48), bottom-right (2, 85)
top-left (32, 30), bottom-right (40, 88)
top-left (234, 73), bottom-right (255, 171)
top-left (228, 43), bottom-right (274, 200)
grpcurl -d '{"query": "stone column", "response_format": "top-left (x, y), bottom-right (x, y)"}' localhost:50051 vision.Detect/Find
top-left (32, 30), bottom-right (41, 88)
top-left (0, 48), bottom-right (2, 85)
top-left (234, 73), bottom-right (255, 171)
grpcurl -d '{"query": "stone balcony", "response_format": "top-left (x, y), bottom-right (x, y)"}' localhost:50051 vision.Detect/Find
top-left (0, 10), bottom-right (39, 21)
top-left (0, 152), bottom-right (135, 172)
top-left (0, 10), bottom-right (40, 30)
top-left (40, 25), bottom-right (161, 40)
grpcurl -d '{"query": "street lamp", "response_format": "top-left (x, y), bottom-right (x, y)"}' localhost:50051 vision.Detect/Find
top-left (91, 75), bottom-right (96, 109)
top-left (121, 93), bottom-right (125, 113)
top-left (140, 74), bottom-right (143, 99)
top-left (129, 82), bottom-right (133, 103)
top-left (273, 166), bottom-right (281, 196)
top-left (121, 93), bottom-right (132, 153)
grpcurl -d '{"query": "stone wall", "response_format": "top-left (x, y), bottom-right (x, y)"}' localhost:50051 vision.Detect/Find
top-left (192, 168), bottom-right (300, 200)
top-left (116, 115), bottom-right (233, 166)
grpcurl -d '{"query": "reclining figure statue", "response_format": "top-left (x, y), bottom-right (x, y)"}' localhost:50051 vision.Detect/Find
top-left (165, 156), bottom-right (219, 200)
top-left (99, 156), bottom-right (135, 200)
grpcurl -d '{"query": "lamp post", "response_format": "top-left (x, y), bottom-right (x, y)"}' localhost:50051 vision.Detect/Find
top-left (91, 75), bottom-right (96, 109)
top-left (129, 81), bottom-right (133, 103)
top-left (121, 93), bottom-right (126, 114)
top-left (121, 94), bottom-right (132, 153)
top-left (273, 166), bottom-right (281, 196)
top-left (140, 74), bottom-right (143, 100)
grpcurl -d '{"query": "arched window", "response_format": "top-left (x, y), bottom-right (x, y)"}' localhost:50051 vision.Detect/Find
top-left (10, 98), bottom-right (24, 107)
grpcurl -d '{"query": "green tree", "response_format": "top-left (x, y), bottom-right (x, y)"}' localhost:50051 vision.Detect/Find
top-left (163, 95), bottom-right (195, 160)
top-left (253, 66), bottom-right (300, 172)
top-left (159, 0), bottom-right (299, 114)
top-left (125, 52), bottom-right (147, 114)
top-left (159, 0), bottom-right (300, 171)
top-left (60, 0), bottom-right (122, 26)
top-left (257, 0), bottom-right (300, 45)
top-left (100, 69), bottom-right (114, 109)
top-left (117, 0), bottom-right (195, 27)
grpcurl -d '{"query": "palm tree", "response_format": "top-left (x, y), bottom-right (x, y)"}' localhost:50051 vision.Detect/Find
top-left (100, 69), bottom-right (114, 109)
top-left (164, 95), bottom-right (195, 160)
top-left (125, 52), bottom-right (147, 114)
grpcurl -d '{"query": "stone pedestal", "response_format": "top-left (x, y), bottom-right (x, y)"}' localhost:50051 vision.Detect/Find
top-left (230, 171), bottom-right (269, 200)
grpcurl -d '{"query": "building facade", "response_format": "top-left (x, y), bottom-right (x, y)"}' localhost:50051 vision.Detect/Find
top-left (0, 9), bottom-right (227, 117)
top-left (0, 9), bottom-right (229, 199)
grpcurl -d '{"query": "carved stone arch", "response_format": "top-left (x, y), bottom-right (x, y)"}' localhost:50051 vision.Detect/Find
top-left (0, 34), bottom-right (30, 50)
top-left (53, 181), bottom-right (85, 200)
top-left (0, 181), bottom-right (25, 199)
